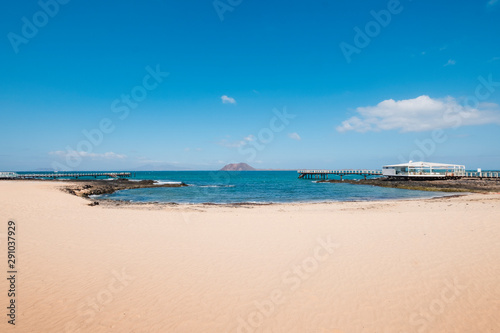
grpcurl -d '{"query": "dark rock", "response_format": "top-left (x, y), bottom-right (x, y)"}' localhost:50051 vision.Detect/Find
top-left (317, 177), bottom-right (500, 193)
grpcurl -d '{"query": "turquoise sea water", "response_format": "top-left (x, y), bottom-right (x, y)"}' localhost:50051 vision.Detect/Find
top-left (91, 171), bottom-right (454, 204)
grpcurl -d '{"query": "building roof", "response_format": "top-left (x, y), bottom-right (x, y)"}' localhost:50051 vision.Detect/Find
top-left (383, 161), bottom-right (465, 168)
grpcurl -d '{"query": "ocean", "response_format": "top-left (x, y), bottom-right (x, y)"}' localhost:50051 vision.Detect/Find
top-left (94, 171), bottom-right (453, 204)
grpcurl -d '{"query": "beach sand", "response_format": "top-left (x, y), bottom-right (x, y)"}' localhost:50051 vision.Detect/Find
top-left (1, 181), bottom-right (499, 332)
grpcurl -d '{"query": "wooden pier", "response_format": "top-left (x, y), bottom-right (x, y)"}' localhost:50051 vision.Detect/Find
top-left (298, 169), bottom-right (500, 180)
top-left (0, 172), bottom-right (132, 180)
top-left (298, 169), bottom-right (383, 180)
top-left (464, 171), bottom-right (500, 178)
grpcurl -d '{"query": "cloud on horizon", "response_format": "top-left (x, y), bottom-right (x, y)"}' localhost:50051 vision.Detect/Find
top-left (49, 151), bottom-right (126, 159)
top-left (221, 95), bottom-right (236, 104)
top-left (337, 95), bottom-right (500, 133)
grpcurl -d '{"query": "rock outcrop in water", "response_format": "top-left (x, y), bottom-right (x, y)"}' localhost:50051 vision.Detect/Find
top-left (61, 179), bottom-right (187, 198)
top-left (317, 178), bottom-right (500, 193)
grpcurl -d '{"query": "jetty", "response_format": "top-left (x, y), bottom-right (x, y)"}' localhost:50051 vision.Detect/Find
top-left (0, 172), bottom-right (132, 180)
top-left (299, 162), bottom-right (500, 181)
top-left (463, 171), bottom-right (500, 178)
top-left (298, 169), bottom-right (383, 180)
top-left (298, 168), bottom-right (500, 180)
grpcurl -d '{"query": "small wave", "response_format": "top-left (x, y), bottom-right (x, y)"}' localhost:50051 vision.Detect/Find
top-left (154, 180), bottom-right (184, 185)
top-left (199, 201), bottom-right (274, 205)
top-left (199, 184), bottom-right (236, 188)
top-left (128, 179), bottom-right (143, 182)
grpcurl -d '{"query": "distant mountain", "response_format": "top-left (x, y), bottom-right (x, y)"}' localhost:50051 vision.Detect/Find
top-left (220, 163), bottom-right (256, 171)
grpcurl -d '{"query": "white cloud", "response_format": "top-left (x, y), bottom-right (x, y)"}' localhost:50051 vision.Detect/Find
top-left (337, 95), bottom-right (500, 133)
top-left (444, 59), bottom-right (456, 66)
top-left (221, 95), bottom-right (236, 104)
top-left (488, 0), bottom-right (498, 6)
top-left (243, 135), bottom-right (255, 142)
top-left (217, 134), bottom-right (254, 148)
top-left (49, 151), bottom-right (126, 159)
top-left (288, 132), bottom-right (301, 141)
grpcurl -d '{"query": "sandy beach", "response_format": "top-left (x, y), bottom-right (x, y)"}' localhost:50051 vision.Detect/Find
top-left (1, 180), bottom-right (499, 333)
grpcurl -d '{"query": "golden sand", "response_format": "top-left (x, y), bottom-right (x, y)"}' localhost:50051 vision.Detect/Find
top-left (0, 181), bottom-right (499, 332)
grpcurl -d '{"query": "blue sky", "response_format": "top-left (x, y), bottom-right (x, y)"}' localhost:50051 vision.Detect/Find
top-left (1, 0), bottom-right (499, 171)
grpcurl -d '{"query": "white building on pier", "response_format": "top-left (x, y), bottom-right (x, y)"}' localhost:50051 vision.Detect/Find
top-left (382, 161), bottom-right (465, 179)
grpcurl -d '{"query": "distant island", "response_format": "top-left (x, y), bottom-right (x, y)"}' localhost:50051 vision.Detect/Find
top-left (220, 163), bottom-right (257, 171)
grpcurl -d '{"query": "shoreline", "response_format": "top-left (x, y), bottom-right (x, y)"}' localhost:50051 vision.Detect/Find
top-left (10, 180), bottom-right (472, 209)
top-left (59, 179), bottom-right (472, 207)
top-left (3, 177), bottom-right (495, 207)
top-left (54, 177), bottom-right (500, 207)
top-left (317, 177), bottom-right (500, 193)
top-left (91, 192), bottom-right (469, 209)
top-left (60, 178), bottom-right (187, 198)
top-left (2, 179), bottom-right (498, 209)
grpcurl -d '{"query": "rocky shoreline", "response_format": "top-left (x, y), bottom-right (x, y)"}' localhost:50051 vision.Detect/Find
top-left (6, 177), bottom-right (500, 207)
top-left (59, 179), bottom-right (187, 199)
top-left (317, 177), bottom-right (500, 193)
